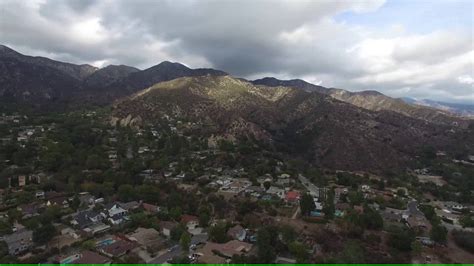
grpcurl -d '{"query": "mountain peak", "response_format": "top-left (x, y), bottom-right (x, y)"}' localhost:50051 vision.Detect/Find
top-left (252, 77), bottom-right (328, 94)
top-left (0, 44), bottom-right (22, 57)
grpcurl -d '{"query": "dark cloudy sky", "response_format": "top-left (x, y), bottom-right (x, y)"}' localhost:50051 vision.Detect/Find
top-left (0, 0), bottom-right (472, 103)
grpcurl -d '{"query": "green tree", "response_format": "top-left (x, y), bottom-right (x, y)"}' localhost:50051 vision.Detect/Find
top-left (117, 184), bottom-right (136, 202)
top-left (180, 232), bottom-right (191, 252)
top-left (280, 225), bottom-right (296, 244)
top-left (388, 226), bottom-right (415, 251)
top-left (199, 212), bottom-right (210, 227)
top-left (332, 240), bottom-right (366, 263)
top-left (300, 193), bottom-right (315, 216)
top-left (81, 240), bottom-right (95, 250)
top-left (0, 220), bottom-right (12, 236)
top-left (33, 223), bottom-right (56, 245)
top-left (170, 224), bottom-right (186, 242)
top-left (361, 207), bottom-right (383, 230)
top-left (430, 225), bottom-right (447, 244)
top-left (71, 195), bottom-right (81, 211)
top-left (256, 226), bottom-right (277, 263)
top-left (288, 241), bottom-right (309, 263)
top-left (323, 190), bottom-right (335, 219)
top-left (209, 222), bottom-right (228, 243)
top-left (411, 241), bottom-right (422, 255)
top-left (263, 181), bottom-right (271, 191)
top-left (460, 215), bottom-right (474, 228)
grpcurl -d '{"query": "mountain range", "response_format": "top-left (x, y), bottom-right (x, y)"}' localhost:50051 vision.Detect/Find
top-left (1, 44), bottom-right (472, 172)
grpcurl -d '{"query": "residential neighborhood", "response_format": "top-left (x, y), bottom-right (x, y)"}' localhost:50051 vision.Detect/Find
top-left (0, 109), bottom-right (473, 264)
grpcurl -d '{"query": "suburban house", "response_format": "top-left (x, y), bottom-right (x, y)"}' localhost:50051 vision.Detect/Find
top-left (127, 227), bottom-right (166, 253)
top-left (71, 210), bottom-right (104, 229)
top-left (78, 192), bottom-right (95, 207)
top-left (3, 229), bottom-right (33, 255)
top-left (47, 197), bottom-right (69, 208)
top-left (159, 221), bottom-right (178, 237)
top-left (227, 225), bottom-right (247, 241)
top-left (285, 191), bottom-right (301, 204)
top-left (99, 239), bottom-right (138, 257)
top-left (81, 223), bottom-right (111, 236)
top-left (197, 240), bottom-right (253, 264)
top-left (60, 226), bottom-right (80, 239)
top-left (104, 203), bottom-right (128, 225)
top-left (119, 201), bottom-right (141, 211)
top-left (181, 214), bottom-right (199, 230)
top-left (58, 250), bottom-right (111, 264)
top-left (142, 203), bottom-right (161, 214)
top-left (266, 186), bottom-right (285, 199)
top-left (17, 203), bottom-right (39, 219)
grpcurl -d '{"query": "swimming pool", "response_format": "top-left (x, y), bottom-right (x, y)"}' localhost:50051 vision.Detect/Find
top-left (96, 238), bottom-right (114, 247)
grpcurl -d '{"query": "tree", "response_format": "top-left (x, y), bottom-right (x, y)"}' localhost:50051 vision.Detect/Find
top-left (118, 184), bottom-right (136, 202)
top-left (256, 226), bottom-right (278, 263)
top-left (209, 222), bottom-right (228, 243)
top-left (280, 225), bottom-right (296, 244)
top-left (430, 225), bottom-right (447, 244)
top-left (199, 212), bottom-right (210, 227)
top-left (323, 190), bottom-right (335, 219)
top-left (288, 241), bottom-right (309, 263)
top-left (460, 215), bottom-right (474, 228)
top-left (361, 207), bottom-right (383, 230)
top-left (0, 220), bottom-right (12, 236)
top-left (332, 240), bottom-right (366, 263)
top-left (388, 226), bottom-right (415, 251)
top-left (71, 195), bottom-right (81, 211)
top-left (170, 224), bottom-right (185, 242)
top-left (33, 223), bottom-right (56, 245)
top-left (300, 193), bottom-right (315, 216)
top-left (180, 232), bottom-right (191, 252)
top-left (263, 181), bottom-right (271, 191)
top-left (81, 240), bottom-right (95, 250)
top-left (411, 241), bottom-right (422, 255)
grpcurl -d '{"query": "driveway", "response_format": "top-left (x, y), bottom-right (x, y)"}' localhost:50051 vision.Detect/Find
top-left (191, 233), bottom-right (208, 246)
top-left (407, 200), bottom-right (424, 217)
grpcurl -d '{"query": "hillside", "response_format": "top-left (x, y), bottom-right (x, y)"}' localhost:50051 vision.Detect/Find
top-left (252, 77), bottom-right (469, 127)
top-left (84, 64), bottom-right (140, 88)
top-left (111, 75), bottom-right (473, 172)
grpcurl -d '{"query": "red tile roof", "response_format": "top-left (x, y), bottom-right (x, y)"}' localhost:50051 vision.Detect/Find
top-left (285, 191), bottom-right (301, 201)
top-left (181, 214), bottom-right (199, 224)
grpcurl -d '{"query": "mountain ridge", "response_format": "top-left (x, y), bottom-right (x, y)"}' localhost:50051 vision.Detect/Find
top-left (111, 75), bottom-right (473, 172)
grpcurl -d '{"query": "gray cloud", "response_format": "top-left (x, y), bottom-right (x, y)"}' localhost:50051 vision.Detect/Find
top-left (0, 0), bottom-right (472, 103)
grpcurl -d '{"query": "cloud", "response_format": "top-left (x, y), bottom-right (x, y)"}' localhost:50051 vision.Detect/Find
top-left (0, 0), bottom-right (472, 103)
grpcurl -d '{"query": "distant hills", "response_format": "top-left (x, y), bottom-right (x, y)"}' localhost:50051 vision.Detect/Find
top-left (251, 77), bottom-right (470, 126)
top-left (402, 97), bottom-right (474, 118)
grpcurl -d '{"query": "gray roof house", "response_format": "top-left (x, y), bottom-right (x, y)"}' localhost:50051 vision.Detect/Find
top-left (3, 229), bottom-right (33, 255)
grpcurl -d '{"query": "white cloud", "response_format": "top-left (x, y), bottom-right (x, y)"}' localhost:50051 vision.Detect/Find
top-left (458, 75), bottom-right (474, 85)
top-left (0, 0), bottom-right (472, 102)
